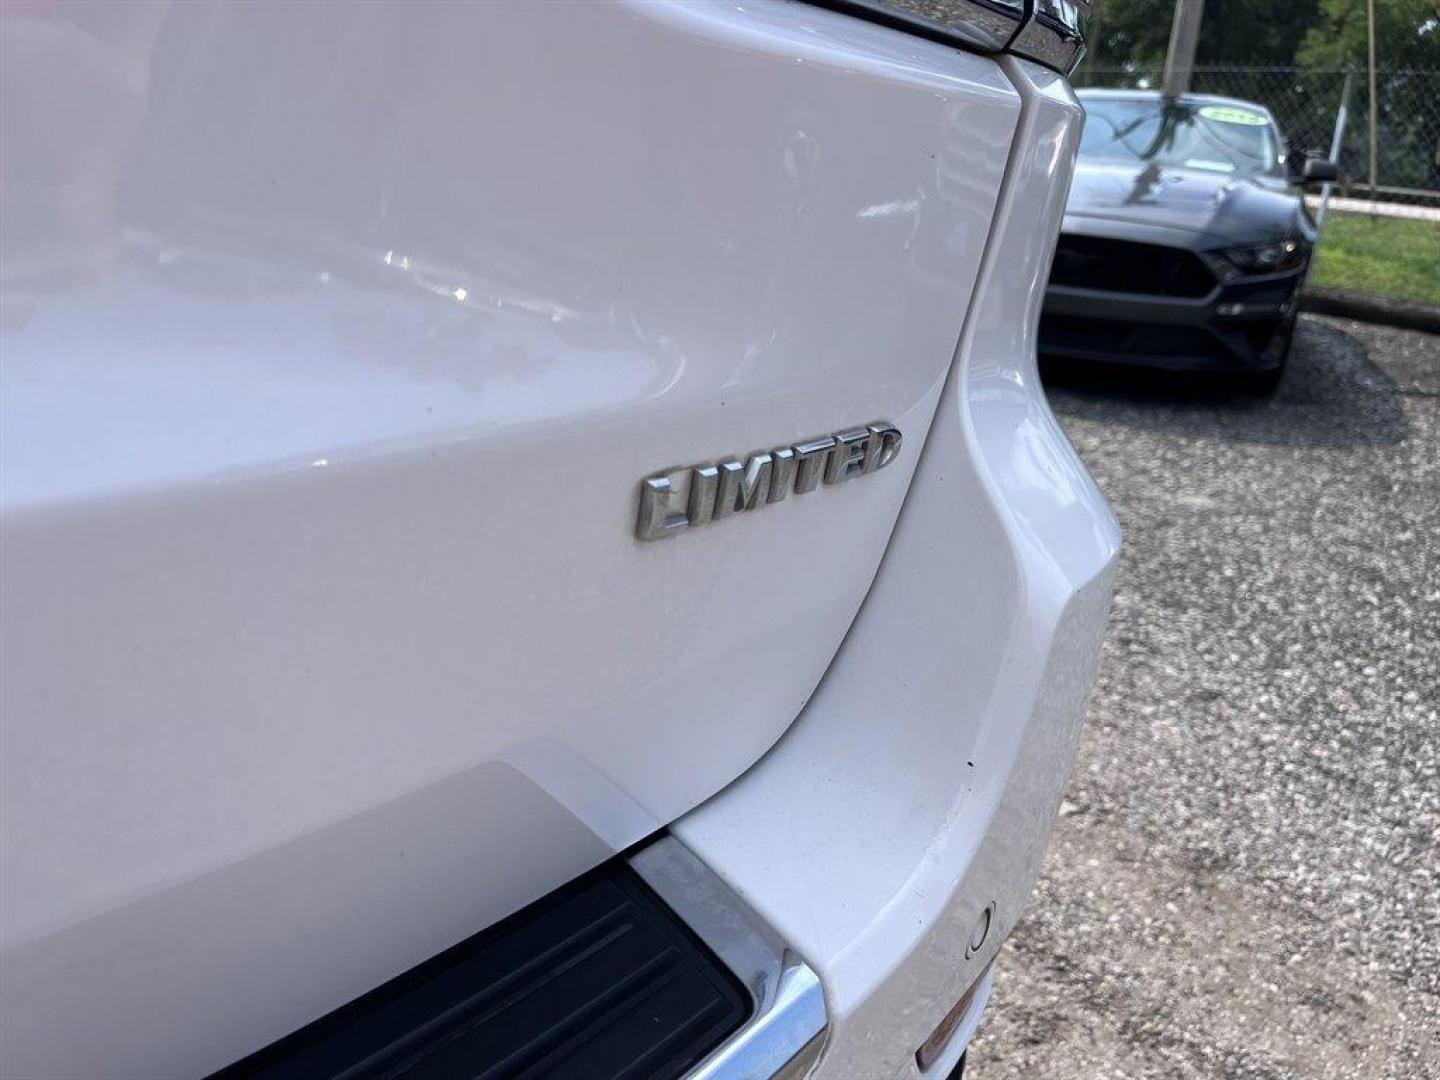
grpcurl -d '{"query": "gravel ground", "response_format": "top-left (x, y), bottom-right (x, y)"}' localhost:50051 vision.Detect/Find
top-left (969, 316), bottom-right (1439, 1079)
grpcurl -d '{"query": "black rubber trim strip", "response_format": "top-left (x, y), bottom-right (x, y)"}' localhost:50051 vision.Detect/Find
top-left (210, 860), bottom-right (751, 1080)
top-left (804, 0), bottom-right (1026, 55)
top-left (803, 1), bottom-right (1090, 72)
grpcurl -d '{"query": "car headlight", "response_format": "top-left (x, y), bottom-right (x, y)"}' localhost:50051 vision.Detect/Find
top-left (1207, 239), bottom-right (1306, 279)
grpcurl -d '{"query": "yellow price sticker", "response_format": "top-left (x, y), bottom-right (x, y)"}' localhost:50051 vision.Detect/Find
top-left (1198, 105), bottom-right (1269, 126)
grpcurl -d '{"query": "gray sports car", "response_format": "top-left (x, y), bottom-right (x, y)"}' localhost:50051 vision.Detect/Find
top-left (1041, 89), bottom-right (1338, 392)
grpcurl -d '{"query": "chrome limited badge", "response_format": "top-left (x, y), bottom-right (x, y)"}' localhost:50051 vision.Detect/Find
top-left (636, 422), bottom-right (902, 541)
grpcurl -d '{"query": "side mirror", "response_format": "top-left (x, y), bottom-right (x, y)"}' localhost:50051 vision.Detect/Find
top-left (1302, 158), bottom-right (1339, 184)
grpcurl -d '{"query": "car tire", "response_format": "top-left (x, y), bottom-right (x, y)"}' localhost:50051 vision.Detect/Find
top-left (1240, 362), bottom-right (1285, 395)
top-left (1239, 314), bottom-right (1295, 395)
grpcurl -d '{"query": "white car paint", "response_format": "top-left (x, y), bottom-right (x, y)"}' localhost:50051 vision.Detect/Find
top-left (675, 57), bottom-right (1119, 1078)
top-left (0, 2), bottom-right (1035, 1076)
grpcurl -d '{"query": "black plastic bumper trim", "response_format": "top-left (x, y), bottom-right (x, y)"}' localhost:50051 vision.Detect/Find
top-left (210, 860), bottom-right (751, 1080)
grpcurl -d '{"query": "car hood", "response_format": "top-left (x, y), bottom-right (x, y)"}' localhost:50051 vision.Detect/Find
top-left (1066, 159), bottom-right (1303, 243)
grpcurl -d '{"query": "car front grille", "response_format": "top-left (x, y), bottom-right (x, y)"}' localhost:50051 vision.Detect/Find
top-left (1049, 234), bottom-right (1217, 298)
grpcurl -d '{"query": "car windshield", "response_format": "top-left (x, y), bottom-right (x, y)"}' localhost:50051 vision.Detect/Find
top-left (1079, 97), bottom-right (1282, 177)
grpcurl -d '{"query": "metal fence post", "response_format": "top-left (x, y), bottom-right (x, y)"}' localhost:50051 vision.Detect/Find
top-left (1367, 0), bottom-right (1378, 209)
top-left (1316, 67), bottom-right (1354, 228)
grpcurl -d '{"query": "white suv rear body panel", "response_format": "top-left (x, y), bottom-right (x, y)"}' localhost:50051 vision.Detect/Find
top-left (0, 4), bottom-right (1113, 1077)
top-left (676, 61), bottom-right (1120, 1079)
top-left (0, 2), bottom-right (1024, 1075)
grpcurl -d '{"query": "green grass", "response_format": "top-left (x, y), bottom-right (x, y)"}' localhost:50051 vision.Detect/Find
top-left (1309, 210), bottom-right (1440, 307)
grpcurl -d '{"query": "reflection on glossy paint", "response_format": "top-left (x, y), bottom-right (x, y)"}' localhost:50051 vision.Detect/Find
top-left (857, 197), bottom-right (922, 220)
top-left (378, 246), bottom-right (577, 323)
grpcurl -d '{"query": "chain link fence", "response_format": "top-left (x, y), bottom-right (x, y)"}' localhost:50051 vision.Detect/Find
top-left (1074, 65), bottom-right (1440, 208)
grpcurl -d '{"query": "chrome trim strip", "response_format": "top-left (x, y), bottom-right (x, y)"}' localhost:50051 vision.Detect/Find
top-left (629, 837), bottom-right (828, 1080)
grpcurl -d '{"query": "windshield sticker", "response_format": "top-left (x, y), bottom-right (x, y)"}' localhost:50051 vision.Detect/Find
top-left (1199, 105), bottom-right (1268, 126)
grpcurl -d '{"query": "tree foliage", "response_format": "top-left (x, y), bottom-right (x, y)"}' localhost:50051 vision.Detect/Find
top-left (1084, 0), bottom-right (1439, 70)
top-left (1296, 0), bottom-right (1440, 70)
